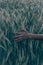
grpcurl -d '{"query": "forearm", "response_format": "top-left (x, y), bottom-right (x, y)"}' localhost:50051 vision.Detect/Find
top-left (27, 33), bottom-right (43, 40)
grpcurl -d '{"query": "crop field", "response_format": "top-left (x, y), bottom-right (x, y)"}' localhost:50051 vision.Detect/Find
top-left (0, 0), bottom-right (43, 65)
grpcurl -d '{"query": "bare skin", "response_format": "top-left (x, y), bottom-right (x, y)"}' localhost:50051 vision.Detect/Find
top-left (13, 29), bottom-right (43, 42)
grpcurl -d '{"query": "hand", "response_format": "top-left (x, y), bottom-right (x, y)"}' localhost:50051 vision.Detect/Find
top-left (13, 29), bottom-right (28, 42)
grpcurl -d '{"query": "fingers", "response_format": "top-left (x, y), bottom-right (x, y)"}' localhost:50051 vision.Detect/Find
top-left (13, 30), bottom-right (27, 42)
top-left (14, 37), bottom-right (23, 42)
top-left (14, 35), bottom-right (23, 39)
top-left (14, 35), bottom-right (24, 41)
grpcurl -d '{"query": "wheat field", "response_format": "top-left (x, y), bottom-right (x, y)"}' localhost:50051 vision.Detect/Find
top-left (0, 0), bottom-right (43, 65)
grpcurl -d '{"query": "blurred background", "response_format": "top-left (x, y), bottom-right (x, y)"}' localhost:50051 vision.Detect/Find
top-left (0, 0), bottom-right (43, 65)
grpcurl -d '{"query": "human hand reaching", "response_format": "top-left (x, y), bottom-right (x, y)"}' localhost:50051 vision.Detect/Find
top-left (13, 29), bottom-right (28, 42)
top-left (13, 29), bottom-right (43, 42)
